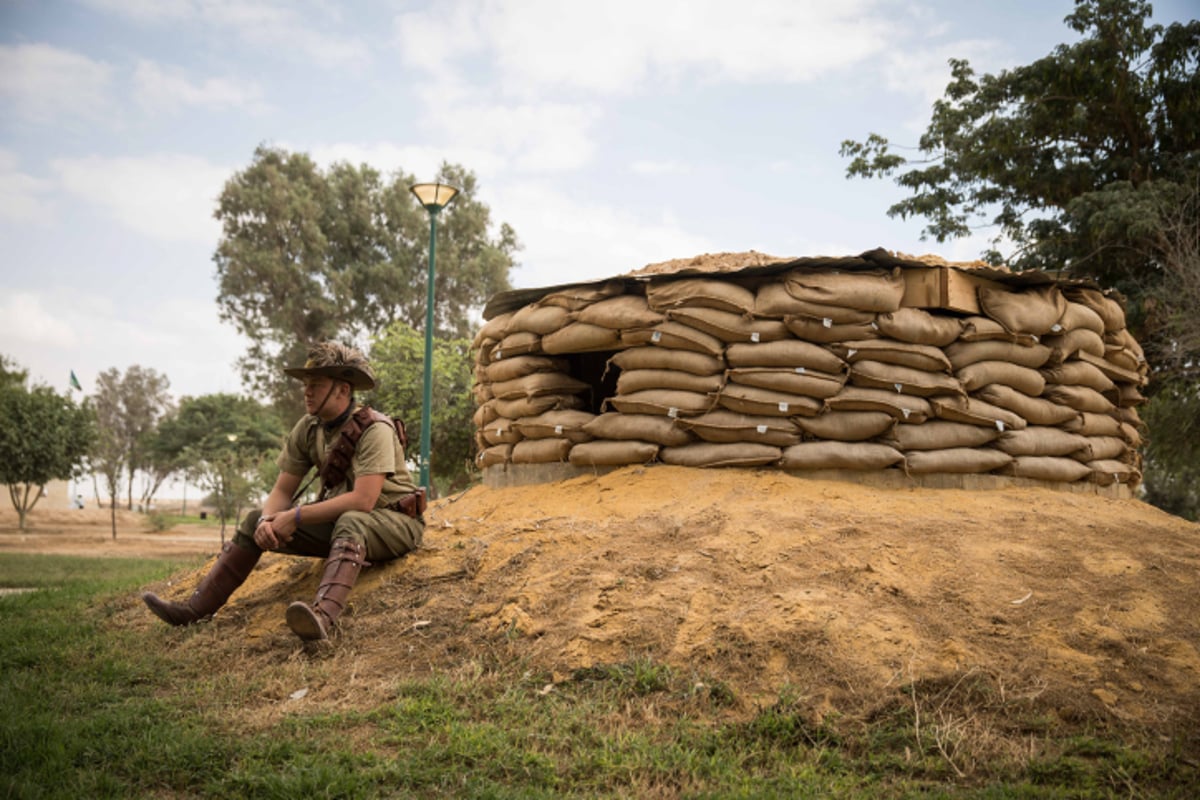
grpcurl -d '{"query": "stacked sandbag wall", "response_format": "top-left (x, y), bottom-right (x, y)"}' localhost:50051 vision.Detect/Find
top-left (471, 269), bottom-right (1147, 488)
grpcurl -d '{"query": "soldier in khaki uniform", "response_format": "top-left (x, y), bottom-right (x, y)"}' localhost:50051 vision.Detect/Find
top-left (143, 342), bottom-right (424, 641)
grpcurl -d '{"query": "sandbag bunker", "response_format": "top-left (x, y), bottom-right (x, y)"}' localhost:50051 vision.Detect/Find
top-left (471, 250), bottom-right (1147, 489)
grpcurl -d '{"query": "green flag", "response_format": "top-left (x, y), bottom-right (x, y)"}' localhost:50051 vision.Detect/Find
top-left (69, 370), bottom-right (82, 391)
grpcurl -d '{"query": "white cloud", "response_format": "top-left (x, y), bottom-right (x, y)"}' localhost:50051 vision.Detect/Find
top-left (493, 181), bottom-right (716, 289)
top-left (50, 154), bottom-right (230, 244)
top-left (0, 43), bottom-right (115, 124)
top-left (133, 60), bottom-right (266, 113)
top-left (302, 140), bottom-right (502, 181)
top-left (631, 160), bottom-right (692, 176)
top-left (84, 0), bottom-right (370, 69)
top-left (396, 0), bottom-right (893, 97)
top-left (0, 291), bottom-right (78, 349)
top-left (0, 149), bottom-right (54, 223)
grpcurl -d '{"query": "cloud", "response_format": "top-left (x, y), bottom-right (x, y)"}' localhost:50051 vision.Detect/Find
top-left (302, 140), bottom-right (500, 180)
top-left (83, 0), bottom-right (370, 69)
top-left (492, 181), bottom-right (716, 289)
top-left (133, 60), bottom-right (266, 113)
top-left (0, 149), bottom-right (54, 223)
top-left (50, 154), bottom-right (230, 244)
top-left (396, 0), bottom-right (893, 97)
top-left (0, 291), bottom-right (78, 349)
top-left (631, 160), bottom-right (692, 176)
top-left (0, 43), bottom-right (115, 124)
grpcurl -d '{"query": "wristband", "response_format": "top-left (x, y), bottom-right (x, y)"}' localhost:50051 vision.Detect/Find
top-left (294, 505), bottom-right (302, 527)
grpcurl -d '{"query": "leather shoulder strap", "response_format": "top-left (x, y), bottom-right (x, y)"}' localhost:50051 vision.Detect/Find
top-left (317, 406), bottom-right (404, 499)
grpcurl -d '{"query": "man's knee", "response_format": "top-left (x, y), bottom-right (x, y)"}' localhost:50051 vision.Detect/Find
top-left (233, 508), bottom-right (265, 552)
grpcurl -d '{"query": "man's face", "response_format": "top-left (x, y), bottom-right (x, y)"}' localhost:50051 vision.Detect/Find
top-left (301, 376), bottom-right (338, 414)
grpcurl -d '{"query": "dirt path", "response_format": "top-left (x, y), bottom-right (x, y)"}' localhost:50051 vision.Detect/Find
top-left (0, 509), bottom-right (225, 559)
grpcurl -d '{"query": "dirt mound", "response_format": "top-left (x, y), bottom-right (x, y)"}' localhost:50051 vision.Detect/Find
top-left (131, 466), bottom-right (1200, 740)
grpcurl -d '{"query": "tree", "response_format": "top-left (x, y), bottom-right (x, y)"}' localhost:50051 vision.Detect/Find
top-left (0, 380), bottom-right (95, 531)
top-left (154, 394), bottom-right (282, 541)
top-left (90, 367), bottom-right (175, 526)
top-left (368, 321), bottom-right (477, 495)
top-left (213, 146), bottom-right (518, 413)
top-left (840, 0), bottom-right (1198, 297)
top-left (1, 355), bottom-right (27, 391)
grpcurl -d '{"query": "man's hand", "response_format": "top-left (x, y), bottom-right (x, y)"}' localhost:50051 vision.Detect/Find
top-left (253, 514), bottom-right (293, 550)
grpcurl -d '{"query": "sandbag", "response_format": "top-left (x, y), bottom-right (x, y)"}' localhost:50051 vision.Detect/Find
top-left (537, 280), bottom-right (625, 311)
top-left (616, 368), bottom-right (724, 395)
top-left (659, 442), bottom-right (781, 468)
top-left (667, 307), bottom-right (790, 344)
top-left (825, 386), bottom-right (933, 422)
top-left (1064, 287), bottom-right (1126, 332)
top-left (833, 339), bottom-right (952, 373)
top-left (725, 340), bottom-right (846, 373)
top-left (1039, 361), bottom-right (1115, 393)
top-left (904, 447), bottom-right (1012, 475)
top-left (493, 394), bottom-right (584, 419)
top-left (756, 283), bottom-right (877, 323)
top-left (717, 383), bottom-right (823, 417)
top-left (850, 360), bottom-right (964, 397)
top-left (1057, 301), bottom-right (1106, 335)
top-left (994, 426), bottom-right (1091, 458)
top-left (779, 441), bottom-right (904, 471)
top-left (622, 321), bottom-right (725, 357)
top-left (726, 367), bottom-right (846, 399)
top-left (930, 396), bottom-right (1027, 431)
top-left (511, 438), bottom-right (572, 464)
top-left (678, 410), bottom-right (801, 447)
top-left (581, 413), bottom-right (693, 447)
top-left (973, 384), bottom-right (1079, 426)
top-left (508, 304), bottom-right (572, 335)
top-left (1075, 351), bottom-right (1145, 386)
top-left (944, 340), bottom-right (1053, 370)
top-left (882, 421), bottom-right (1001, 451)
top-left (490, 371), bottom-right (590, 400)
top-left (1041, 384), bottom-right (1116, 414)
top-left (541, 322), bottom-right (621, 354)
top-left (574, 294), bottom-right (665, 329)
top-left (606, 389), bottom-right (714, 418)
top-left (955, 361), bottom-right (1046, 395)
top-left (472, 382), bottom-right (493, 404)
top-left (476, 311), bottom-right (514, 344)
top-left (1042, 328), bottom-right (1106, 360)
top-left (1001, 456), bottom-right (1092, 482)
top-left (959, 316), bottom-right (1041, 346)
top-left (511, 410), bottom-right (597, 443)
top-left (476, 444), bottom-right (512, 467)
top-left (1087, 459), bottom-right (1139, 486)
top-left (480, 417), bottom-right (521, 446)
top-left (568, 440), bottom-right (659, 466)
top-left (784, 268), bottom-right (905, 312)
top-left (783, 316), bottom-right (879, 343)
top-left (874, 307), bottom-right (963, 347)
top-left (978, 284), bottom-right (1066, 335)
top-left (1060, 412), bottom-right (1123, 437)
top-left (794, 411), bottom-right (895, 442)
top-left (646, 278), bottom-right (756, 314)
top-left (607, 347), bottom-right (725, 377)
top-left (473, 399), bottom-right (499, 428)
top-left (493, 330), bottom-right (542, 359)
top-left (1084, 436), bottom-right (1130, 462)
top-left (1112, 383), bottom-right (1147, 408)
top-left (484, 355), bottom-right (570, 383)
top-left (1119, 422), bottom-right (1143, 448)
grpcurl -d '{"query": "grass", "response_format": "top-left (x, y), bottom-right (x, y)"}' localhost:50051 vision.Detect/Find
top-left (0, 553), bottom-right (1195, 799)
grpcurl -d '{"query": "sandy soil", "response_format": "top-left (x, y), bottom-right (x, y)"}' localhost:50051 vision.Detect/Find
top-left (11, 468), bottom-right (1200, 747)
top-left (0, 508), bottom-right (226, 559)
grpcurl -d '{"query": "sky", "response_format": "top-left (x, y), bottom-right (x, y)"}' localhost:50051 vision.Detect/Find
top-left (2, 0), bottom-right (1196, 404)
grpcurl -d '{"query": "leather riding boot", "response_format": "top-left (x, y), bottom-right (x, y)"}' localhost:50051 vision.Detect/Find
top-left (143, 542), bottom-right (261, 626)
top-left (286, 539), bottom-right (368, 641)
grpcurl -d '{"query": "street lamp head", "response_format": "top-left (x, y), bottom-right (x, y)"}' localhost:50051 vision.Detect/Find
top-left (410, 182), bottom-right (460, 212)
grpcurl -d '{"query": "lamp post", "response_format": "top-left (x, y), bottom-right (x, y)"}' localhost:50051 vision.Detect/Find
top-left (409, 182), bottom-right (460, 491)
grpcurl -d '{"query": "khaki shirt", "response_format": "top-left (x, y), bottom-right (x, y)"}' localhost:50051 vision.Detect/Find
top-left (278, 407), bottom-right (418, 507)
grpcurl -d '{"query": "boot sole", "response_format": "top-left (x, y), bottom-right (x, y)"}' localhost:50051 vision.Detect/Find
top-left (286, 601), bottom-right (329, 640)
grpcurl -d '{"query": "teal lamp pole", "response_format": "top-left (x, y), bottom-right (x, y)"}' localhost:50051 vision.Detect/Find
top-left (409, 182), bottom-right (460, 491)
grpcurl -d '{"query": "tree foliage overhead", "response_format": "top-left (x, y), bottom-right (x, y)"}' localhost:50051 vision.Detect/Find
top-left (213, 146), bottom-right (518, 410)
top-left (840, 0), bottom-right (1198, 293)
top-left (0, 373), bottom-right (95, 531)
top-left (367, 321), bottom-right (476, 496)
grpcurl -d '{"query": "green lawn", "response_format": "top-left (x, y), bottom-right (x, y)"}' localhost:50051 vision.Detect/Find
top-left (0, 553), bottom-right (1194, 799)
